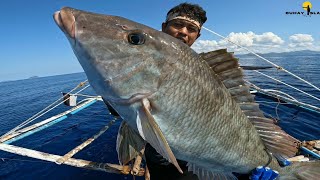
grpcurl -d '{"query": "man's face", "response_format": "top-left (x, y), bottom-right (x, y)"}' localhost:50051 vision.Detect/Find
top-left (162, 19), bottom-right (200, 47)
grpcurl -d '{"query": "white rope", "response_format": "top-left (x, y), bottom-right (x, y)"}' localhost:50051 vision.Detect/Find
top-left (73, 94), bottom-right (98, 98)
top-left (255, 101), bottom-right (290, 105)
top-left (17, 84), bottom-right (91, 129)
top-left (262, 89), bottom-right (298, 101)
top-left (202, 26), bottom-right (320, 92)
top-left (1, 80), bottom-right (89, 139)
top-left (254, 70), bottom-right (320, 102)
top-left (18, 80), bottom-right (89, 129)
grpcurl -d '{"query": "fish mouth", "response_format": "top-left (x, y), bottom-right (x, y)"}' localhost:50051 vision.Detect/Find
top-left (53, 8), bottom-right (76, 38)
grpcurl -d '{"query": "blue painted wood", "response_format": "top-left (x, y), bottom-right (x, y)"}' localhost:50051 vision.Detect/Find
top-left (3, 99), bottom-right (98, 144)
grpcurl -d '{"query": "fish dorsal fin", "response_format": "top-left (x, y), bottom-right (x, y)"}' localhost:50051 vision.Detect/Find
top-left (138, 98), bottom-right (183, 173)
top-left (200, 49), bottom-right (257, 107)
top-left (116, 121), bottom-right (145, 165)
top-left (187, 163), bottom-right (237, 180)
top-left (200, 49), bottom-right (300, 158)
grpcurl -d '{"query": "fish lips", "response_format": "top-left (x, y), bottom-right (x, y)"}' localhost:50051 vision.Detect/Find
top-left (54, 7), bottom-right (76, 38)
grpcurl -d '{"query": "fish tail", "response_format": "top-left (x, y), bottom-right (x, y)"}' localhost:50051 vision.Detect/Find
top-left (279, 161), bottom-right (320, 179)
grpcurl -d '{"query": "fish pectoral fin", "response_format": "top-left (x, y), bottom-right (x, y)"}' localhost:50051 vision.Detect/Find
top-left (187, 163), bottom-right (237, 180)
top-left (116, 121), bottom-right (145, 165)
top-left (138, 98), bottom-right (183, 174)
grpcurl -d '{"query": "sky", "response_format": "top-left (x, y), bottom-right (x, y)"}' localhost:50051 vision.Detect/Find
top-left (0, 0), bottom-right (319, 81)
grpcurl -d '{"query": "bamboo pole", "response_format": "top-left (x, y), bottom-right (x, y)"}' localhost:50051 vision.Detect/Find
top-left (0, 98), bottom-right (99, 144)
top-left (0, 143), bottom-right (144, 176)
top-left (132, 148), bottom-right (145, 175)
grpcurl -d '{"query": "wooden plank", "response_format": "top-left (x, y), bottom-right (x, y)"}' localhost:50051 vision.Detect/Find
top-left (0, 143), bottom-right (144, 176)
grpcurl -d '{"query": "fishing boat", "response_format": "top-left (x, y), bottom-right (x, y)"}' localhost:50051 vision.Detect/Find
top-left (0, 27), bottom-right (319, 178)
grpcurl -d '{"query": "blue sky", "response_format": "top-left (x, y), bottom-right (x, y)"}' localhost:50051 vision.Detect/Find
top-left (0, 0), bottom-right (319, 81)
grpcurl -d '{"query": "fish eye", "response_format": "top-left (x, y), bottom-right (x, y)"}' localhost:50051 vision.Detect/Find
top-left (128, 32), bottom-right (145, 45)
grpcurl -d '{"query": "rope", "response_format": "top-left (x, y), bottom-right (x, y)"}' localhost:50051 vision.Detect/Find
top-left (1, 80), bottom-right (89, 139)
top-left (254, 70), bottom-right (320, 102)
top-left (275, 97), bottom-right (281, 121)
top-left (255, 101), bottom-right (290, 105)
top-left (246, 79), bottom-right (305, 120)
top-left (202, 26), bottom-right (320, 92)
top-left (73, 94), bottom-right (98, 98)
top-left (18, 84), bottom-right (91, 129)
top-left (261, 89), bottom-right (298, 101)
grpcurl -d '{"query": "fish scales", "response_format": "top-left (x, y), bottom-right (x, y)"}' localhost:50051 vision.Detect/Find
top-left (56, 6), bottom-right (273, 173)
top-left (149, 42), bottom-right (272, 172)
top-left (54, 7), bottom-right (320, 179)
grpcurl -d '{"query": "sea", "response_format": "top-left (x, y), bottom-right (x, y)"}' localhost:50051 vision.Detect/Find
top-left (0, 53), bottom-right (319, 179)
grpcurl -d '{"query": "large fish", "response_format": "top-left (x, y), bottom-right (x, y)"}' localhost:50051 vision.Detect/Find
top-left (54, 7), bottom-right (320, 179)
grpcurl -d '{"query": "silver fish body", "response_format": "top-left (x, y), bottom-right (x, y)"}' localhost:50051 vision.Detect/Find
top-left (54, 7), bottom-right (320, 179)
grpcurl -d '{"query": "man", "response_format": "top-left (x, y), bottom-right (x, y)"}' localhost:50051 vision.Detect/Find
top-left (144, 3), bottom-right (278, 180)
top-left (161, 3), bottom-right (206, 47)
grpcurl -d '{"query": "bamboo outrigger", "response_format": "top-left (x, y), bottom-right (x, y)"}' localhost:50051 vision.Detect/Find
top-left (0, 88), bottom-right (145, 176)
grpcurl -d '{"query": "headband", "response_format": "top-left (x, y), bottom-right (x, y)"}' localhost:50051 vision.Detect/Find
top-left (166, 12), bottom-right (201, 30)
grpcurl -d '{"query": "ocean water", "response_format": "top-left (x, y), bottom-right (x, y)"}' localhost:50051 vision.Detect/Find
top-left (0, 54), bottom-right (319, 179)
top-left (239, 54), bottom-right (320, 141)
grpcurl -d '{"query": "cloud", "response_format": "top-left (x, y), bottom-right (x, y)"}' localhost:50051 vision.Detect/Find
top-left (191, 40), bottom-right (220, 53)
top-left (288, 34), bottom-right (315, 50)
top-left (289, 34), bottom-right (313, 43)
top-left (225, 32), bottom-right (255, 47)
top-left (192, 32), bottom-right (320, 54)
top-left (255, 32), bottom-right (284, 44)
top-left (192, 31), bottom-right (285, 54)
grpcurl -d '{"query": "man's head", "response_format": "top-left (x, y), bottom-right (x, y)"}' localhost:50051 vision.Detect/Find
top-left (162, 3), bottom-right (207, 46)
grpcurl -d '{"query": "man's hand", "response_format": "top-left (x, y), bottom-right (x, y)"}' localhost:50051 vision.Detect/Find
top-left (250, 166), bottom-right (279, 180)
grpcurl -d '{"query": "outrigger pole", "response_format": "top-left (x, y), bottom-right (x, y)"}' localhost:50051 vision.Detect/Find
top-left (0, 97), bottom-right (100, 144)
top-left (0, 91), bottom-right (145, 176)
top-left (0, 143), bottom-right (143, 175)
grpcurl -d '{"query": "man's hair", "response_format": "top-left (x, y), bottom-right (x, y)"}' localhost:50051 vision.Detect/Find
top-left (166, 3), bottom-right (207, 26)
